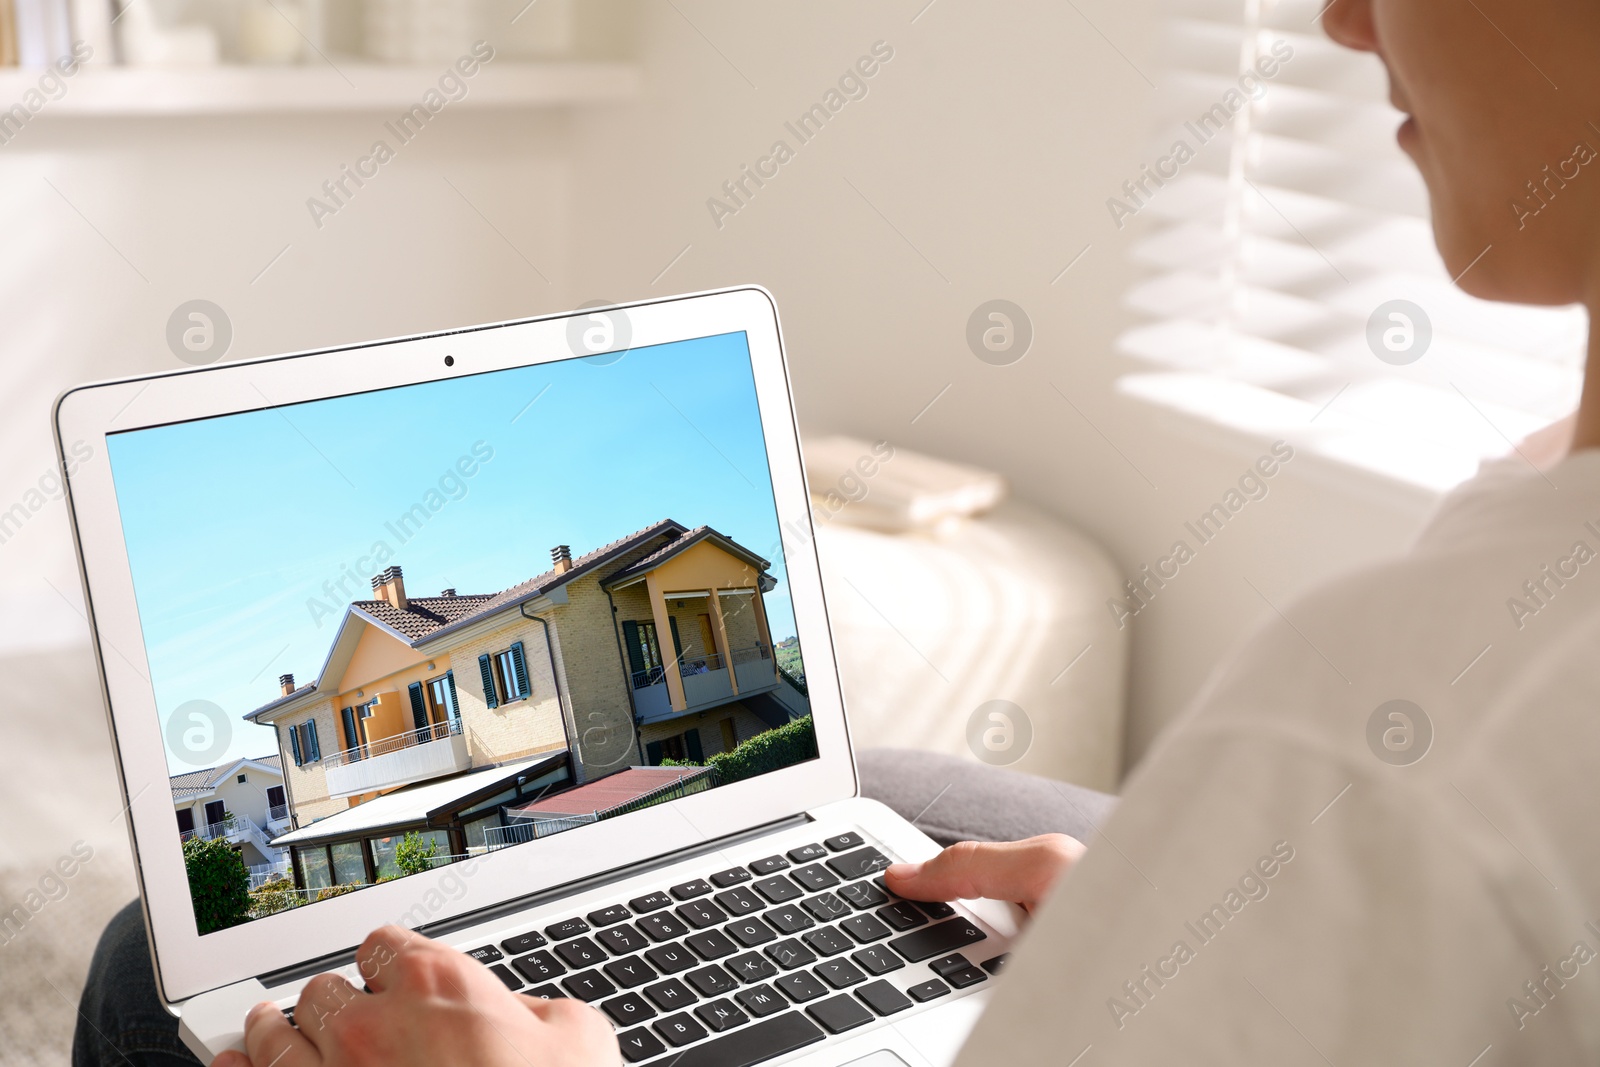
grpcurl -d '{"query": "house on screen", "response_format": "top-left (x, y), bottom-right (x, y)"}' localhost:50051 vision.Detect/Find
top-left (169, 755), bottom-right (291, 883)
top-left (243, 518), bottom-right (809, 894)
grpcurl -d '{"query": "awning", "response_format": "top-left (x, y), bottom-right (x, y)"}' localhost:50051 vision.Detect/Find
top-left (507, 765), bottom-right (714, 821)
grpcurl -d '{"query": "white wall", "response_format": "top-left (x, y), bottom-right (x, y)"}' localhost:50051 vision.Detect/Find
top-left (0, 0), bottom-right (1437, 779)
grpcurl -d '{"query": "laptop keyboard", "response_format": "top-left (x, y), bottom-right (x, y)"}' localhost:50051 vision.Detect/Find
top-left (461, 829), bottom-right (1004, 1065)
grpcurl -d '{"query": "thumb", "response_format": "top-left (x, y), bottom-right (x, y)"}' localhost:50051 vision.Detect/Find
top-left (885, 835), bottom-right (1083, 913)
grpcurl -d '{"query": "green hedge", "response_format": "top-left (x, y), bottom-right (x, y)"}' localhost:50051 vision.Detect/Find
top-left (184, 836), bottom-right (252, 934)
top-left (664, 716), bottom-right (817, 786)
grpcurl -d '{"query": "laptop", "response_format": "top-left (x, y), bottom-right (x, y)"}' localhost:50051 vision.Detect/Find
top-left (55, 287), bottom-right (1018, 1066)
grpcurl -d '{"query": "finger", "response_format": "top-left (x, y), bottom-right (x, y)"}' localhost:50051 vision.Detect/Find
top-left (885, 835), bottom-right (1083, 911)
top-left (242, 1000), bottom-right (321, 1067)
top-left (211, 1051), bottom-right (250, 1067)
top-left (355, 924), bottom-right (427, 993)
top-left (293, 972), bottom-right (366, 1052)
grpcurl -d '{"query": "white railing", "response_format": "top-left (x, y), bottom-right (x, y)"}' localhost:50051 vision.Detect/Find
top-left (315, 718), bottom-right (462, 770)
top-left (267, 804), bottom-right (289, 824)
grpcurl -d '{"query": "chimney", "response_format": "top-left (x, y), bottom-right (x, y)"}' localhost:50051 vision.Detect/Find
top-left (370, 565), bottom-right (408, 611)
top-left (551, 545), bottom-right (573, 574)
top-left (440, 588), bottom-right (456, 597)
top-left (279, 673), bottom-right (295, 696)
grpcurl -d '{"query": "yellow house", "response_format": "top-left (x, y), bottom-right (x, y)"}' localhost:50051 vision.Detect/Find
top-left (243, 518), bottom-right (809, 894)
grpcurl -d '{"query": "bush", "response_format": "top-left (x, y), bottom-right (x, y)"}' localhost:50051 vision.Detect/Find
top-left (249, 876), bottom-right (299, 918)
top-left (394, 831), bottom-right (438, 877)
top-left (315, 883), bottom-right (363, 902)
top-left (184, 836), bottom-right (252, 934)
top-left (707, 716), bottom-right (816, 784)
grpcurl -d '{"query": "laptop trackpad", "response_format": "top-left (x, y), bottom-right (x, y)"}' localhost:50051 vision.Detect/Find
top-left (841, 1054), bottom-right (911, 1067)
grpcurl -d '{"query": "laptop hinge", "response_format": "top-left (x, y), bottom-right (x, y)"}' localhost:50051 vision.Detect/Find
top-left (255, 811), bottom-right (813, 989)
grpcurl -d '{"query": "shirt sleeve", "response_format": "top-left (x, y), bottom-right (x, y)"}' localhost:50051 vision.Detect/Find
top-left (951, 725), bottom-right (1581, 1066)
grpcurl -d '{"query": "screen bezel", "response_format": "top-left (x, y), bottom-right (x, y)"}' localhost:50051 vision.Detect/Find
top-left (55, 286), bottom-right (858, 1004)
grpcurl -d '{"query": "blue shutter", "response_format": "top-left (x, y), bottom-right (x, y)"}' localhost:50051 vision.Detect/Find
top-left (289, 725), bottom-right (302, 766)
top-left (340, 706), bottom-right (358, 755)
top-left (478, 653), bottom-right (499, 708)
top-left (645, 740), bottom-right (663, 764)
top-left (685, 728), bottom-right (704, 763)
top-left (408, 682), bottom-right (428, 732)
top-left (621, 621), bottom-right (645, 681)
top-left (307, 721), bottom-right (321, 761)
top-left (444, 670), bottom-right (461, 724)
top-left (667, 617), bottom-right (682, 666)
top-left (510, 641), bottom-right (530, 699)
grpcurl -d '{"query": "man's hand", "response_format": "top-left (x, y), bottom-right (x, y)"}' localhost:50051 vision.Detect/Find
top-left (211, 925), bottom-right (620, 1067)
top-left (884, 834), bottom-right (1086, 915)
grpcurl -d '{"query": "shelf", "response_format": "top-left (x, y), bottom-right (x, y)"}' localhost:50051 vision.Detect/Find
top-left (0, 61), bottom-right (641, 115)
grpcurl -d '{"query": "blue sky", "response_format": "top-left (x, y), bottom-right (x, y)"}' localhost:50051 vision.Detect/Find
top-left (106, 332), bottom-right (799, 772)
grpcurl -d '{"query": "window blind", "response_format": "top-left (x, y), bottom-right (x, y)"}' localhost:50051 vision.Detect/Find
top-left (1118, 0), bottom-right (1586, 492)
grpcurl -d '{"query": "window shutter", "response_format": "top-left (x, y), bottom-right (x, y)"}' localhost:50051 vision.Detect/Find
top-left (444, 670), bottom-right (461, 723)
top-left (290, 724), bottom-right (303, 766)
top-left (645, 740), bottom-right (663, 764)
top-left (408, 682), bottom-right (428, 731)
top-left (621, 621), bottom-right (645, 676)
top-left (478, 654), bottom-right (499, 708)
top-left (1122, 0), bottom-right (1583, 491)
top-left (341, 706), bottom-right (358, 751)
top-left (509, 641), bottom-right (530, 699)
top-left (667, 617), bottom-right (682, 665)
top-left (307, 721), bottom-right (321, 761)
top-left (685, 728), bottom-right (704, 763)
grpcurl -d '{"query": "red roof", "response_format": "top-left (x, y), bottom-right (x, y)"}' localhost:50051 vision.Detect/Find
top-left (510, 766), bottom-right (708, 818)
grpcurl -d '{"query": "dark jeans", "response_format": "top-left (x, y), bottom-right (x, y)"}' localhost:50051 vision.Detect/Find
top-left (74, 749), bottom-right (1116, 1067)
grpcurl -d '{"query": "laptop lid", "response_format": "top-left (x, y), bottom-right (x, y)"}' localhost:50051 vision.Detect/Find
top-left (55, 286), bottom-right (857, 1004)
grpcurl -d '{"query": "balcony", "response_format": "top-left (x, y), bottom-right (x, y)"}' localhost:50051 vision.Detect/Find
top-left (322, 720), bottom-right (470, 799)
top-left (630, 643), bottom-right (781, 725)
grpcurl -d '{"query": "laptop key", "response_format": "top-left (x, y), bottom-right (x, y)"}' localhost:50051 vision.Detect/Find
top-left (790, 864), bottom-right (841, 892)
top-left (524, 984), bottom-right (565, 1000)
top-left (748, 855), bottom-right (789, 875)
top-left (839, 914), bottom-right (891, 944)
top-left (856, 980), bottom-right (913, 1017)
top-left (917, 900), bottom-right (957, 920)
top-left (487, 964), bottom-right (521, 990)
top-left (645, 943), bottom-right (697, 974)
top-left (724, 918), bottom-right (777, 948)
top-left (735, 984), bottom-right (788, 1018)
top-left (814, 958), bottom-right (867, 989)
top-left (644, 977), bottom-right (697, 1011)
top-left (501, 931), bottom-right (547, 955)
top-left (764, 939), bottom-right (817, 970)
top-left (825, 846), bottom-right (891, 882)
top-left (654, 1012), bottom-right (709, 1048)
top-left (837, 882), bottom-right (889, 910)
top-left (545, 918), bottom-right (590, 941)
top-left (560, 969), bottom-right (617, 1002)
top-left (909, 978), bottom-right (950, 1002)
top-left (465, 945), bottom-right (502, 965)
top-left (714, 886), bottom-right (765, 916)
top-left (695, 998), bottom-right (750, 1033)
top-left (587, 904), bottom-right (631, 927)
top-left (651, 1011), bottom-right (825, 1065)
top-left (787, 843), bottom-right (828, 863)
top-left (596, 924), bottom-right (649, 956)
top-left (511, 951), bottom-right (565, 984)
top-left (851, 946), bottom-right (904, 976)
top-left (671, 878), bottom-right (714, 900)
top-left (773, 970), bottom-right (828, 1003)
top-left (808, 994), bottom-right (874, 1034)
top-left (711, 867), bottom-right (753, 888)
top-left (982, 953), bottom-right (1010, 975)
top-left (685, 964), bottom-right (738, 997)
top-left (602, 992), bottom-right (656, 1026)
top-left (629, 891), bottom-right (673, 913)
top-left (824, 832), bottom-right (864, 852)
top-left (686, 929), bottom-right (739, 960)
top-left (553, 937), bottom-right (605, 969)
top-left (637, 913), bottom-right (690, 942)
top-left (616, 1026), bottom-right (667, 1064)
top-left (802, 926), bottom-right (853, 957)
top-left (947, 965), bottom-right (988, 988)
top-left (889, 918), bottom-right (986, 963)
top-left (877, 902), bottom-right (928, 931)
top-left (677, 898), bottom-right (729, 929)
top-left (726, 951), bottom-right (778, 983)
top-left (929, 953), bottom-right (972, 978)
top-left (602, 955), bottom-right (657, 989)
top-left (801, 892), bottom-right (850, 921)
top-left (765, 904), bottom-right (814, 935)
top-left (752, 875), bottom-right (803, 904)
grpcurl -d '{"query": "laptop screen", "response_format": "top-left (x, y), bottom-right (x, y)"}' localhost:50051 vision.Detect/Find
top-left (105, 330), bottom-right (816, 936)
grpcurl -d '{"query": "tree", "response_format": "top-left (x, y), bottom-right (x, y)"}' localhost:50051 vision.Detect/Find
top-left (394, 831), bottom-right (438, 877)
top-left (184, 836), bottom-right (251, 934)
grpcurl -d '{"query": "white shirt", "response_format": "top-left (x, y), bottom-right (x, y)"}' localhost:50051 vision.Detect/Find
top-left (959, 452), bottom-right (1600, 1065)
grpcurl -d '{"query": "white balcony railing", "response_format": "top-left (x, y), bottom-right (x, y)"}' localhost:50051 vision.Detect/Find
top-left (323, 723), bottom-right (471, 799)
